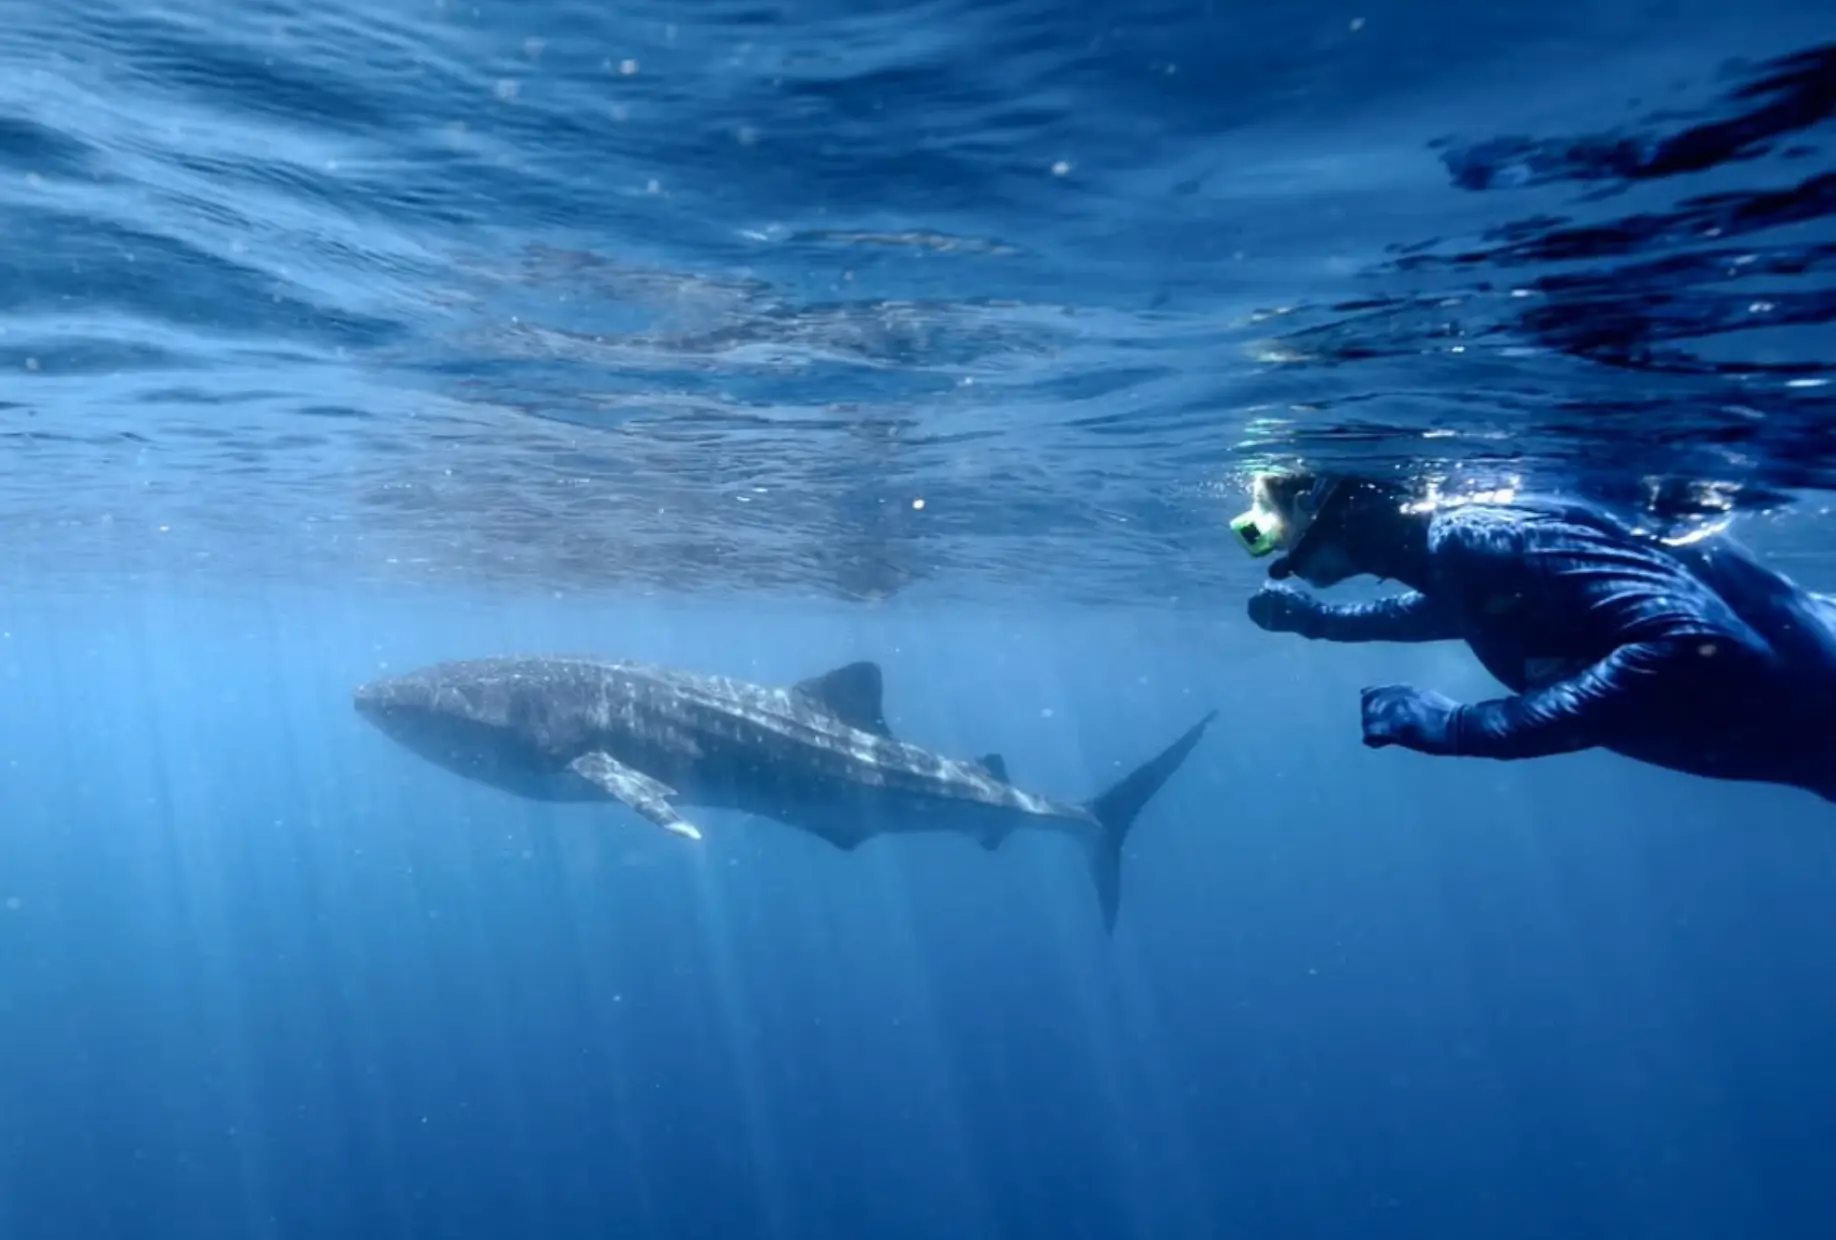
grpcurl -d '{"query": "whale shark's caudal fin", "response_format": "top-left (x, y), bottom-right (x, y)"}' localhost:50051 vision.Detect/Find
top-left (1085, 710), bottom-right (1218, 935)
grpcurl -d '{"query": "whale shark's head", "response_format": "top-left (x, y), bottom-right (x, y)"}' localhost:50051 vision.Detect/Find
top-left (353, 669), bottom-right (439, 725)
top-left (353, 667), bottom-right (525, 781)
top-left (353, 660), bottom-right (611, 804)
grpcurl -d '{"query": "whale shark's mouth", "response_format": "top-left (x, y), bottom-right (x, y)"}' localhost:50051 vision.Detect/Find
top-left (353, 674), bottom-right (424, 713)
top-left (352, 676), bottom-right (431, 738)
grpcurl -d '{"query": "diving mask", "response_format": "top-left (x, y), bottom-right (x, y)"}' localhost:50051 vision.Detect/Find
top-left (1229, 507), bottom-right (1283, 557)
top-left (1230, 471), bottom-right (1344, 559)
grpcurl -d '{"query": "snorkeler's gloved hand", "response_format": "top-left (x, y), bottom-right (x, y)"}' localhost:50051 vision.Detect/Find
top-left (1361, 685), bottom-right (1462, 754)
top-left (1247, 582), bottom-right (1320, 633)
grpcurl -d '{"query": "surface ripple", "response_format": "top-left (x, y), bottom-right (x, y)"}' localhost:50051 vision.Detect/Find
top-left (0, 0), bottom-right (1830, 602)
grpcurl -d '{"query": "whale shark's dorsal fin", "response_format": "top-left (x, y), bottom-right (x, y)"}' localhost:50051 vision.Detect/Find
top-left (973, 753), bottom-right (1009, 782)
top-left (793, 661), bottom-right (892, 738)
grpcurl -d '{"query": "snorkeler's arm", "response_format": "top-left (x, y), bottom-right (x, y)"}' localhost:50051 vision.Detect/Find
top-left (1364, 501), bottom-right (1774, 759)
top-left (1252, 585), bottom-right (1461, 642)
top-left (1445, 640), bottom-right (1698, 759)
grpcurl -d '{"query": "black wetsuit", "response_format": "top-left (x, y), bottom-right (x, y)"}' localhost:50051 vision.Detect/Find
top-left (1256, 498), bottom-right (1836, 799)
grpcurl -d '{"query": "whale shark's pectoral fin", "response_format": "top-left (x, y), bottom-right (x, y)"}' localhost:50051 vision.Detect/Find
top-left (568, 751), bottom-right (704, 842)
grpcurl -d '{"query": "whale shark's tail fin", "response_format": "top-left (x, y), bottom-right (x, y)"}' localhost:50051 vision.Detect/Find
top-left (1086, 709), bottom-right (1218, 935)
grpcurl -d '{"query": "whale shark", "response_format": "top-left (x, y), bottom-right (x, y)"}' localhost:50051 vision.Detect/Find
top-left (353, 656), bottom-right (1214, 932)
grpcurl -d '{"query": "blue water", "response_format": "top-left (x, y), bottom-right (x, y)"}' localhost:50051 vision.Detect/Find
top-left (8, 594), bottom-right (1836, 1239)
top-left (3, 0), bottom-right (1836, 1237)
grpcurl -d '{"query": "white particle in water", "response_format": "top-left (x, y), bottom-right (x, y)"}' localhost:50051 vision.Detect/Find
top-left (912, 498), bottom-right (925, 510)
top-left (620, 58), bottom-right (639, 75)
top-left (1051, 160), bottom-right (1071, 176)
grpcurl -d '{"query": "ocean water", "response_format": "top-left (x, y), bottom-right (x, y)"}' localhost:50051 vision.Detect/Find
top-left (2, 0), bottom-right (1836, 1237)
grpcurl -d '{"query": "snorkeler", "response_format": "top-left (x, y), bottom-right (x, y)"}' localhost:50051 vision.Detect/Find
top-left (1230, 470), bottom-right (1836, 801)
